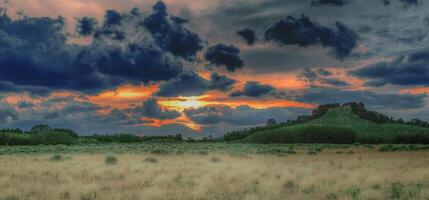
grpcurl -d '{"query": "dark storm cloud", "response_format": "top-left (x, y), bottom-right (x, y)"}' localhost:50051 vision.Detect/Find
top-left (76, 17), bottom-right (98, 36)
top-left (156, 71), bottom-right (237, 97)
top-left (184, 105), bottom-right (310, 126)
top-left (236, 28), bottom-right (257, 45)
top-left (265, 15), bottom-right (358, 59)
top-left (127, 98), bottom-right (180, 120)
top-left (230, 81), bottom-right (276, 98)
top-left (350, 49), bottom-right (429, 87)
top-left (143, 1), bottom-right (203, 60)
top-left (205, 43), bottom-right (244, 72)
top-left (310, 0), bottom-right (348, 6)
top-left (0, 1), bottom-right (204, 94)
top-left (0, 12), bottom-right (104, 93)
top-left (297, 86), bottom-right (427, 109)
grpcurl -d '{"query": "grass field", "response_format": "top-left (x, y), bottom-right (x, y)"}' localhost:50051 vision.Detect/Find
top-left (0, 144), bottom-right (429, 200)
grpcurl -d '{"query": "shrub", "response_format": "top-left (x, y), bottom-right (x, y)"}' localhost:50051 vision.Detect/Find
top-left (325, 193), bottom-right (338, 200)
top-left (104, 154), bottom-right (118, 165)
top-left (143, 157), bottom-right (158, 163)
top-left (211, 156), bottom-right (221, 163)
top-left (197, 151), bottom-right (209, 155)
top-left (283, 181), bottom-right (297, 192)
top-left (150, 149), bottom-right (169, 154)
top-left (389, 183), bottom-right (423, 200)
top-left (345, 186), bottom-right (361, 200)
top-left (80, 191), bottom-right (97, 200)
top-left (346, 151), bottom-right (354, 155)
top-left (49, 154), bottom-right (64, 161)
top-left (302, 185), bottom-right (316, 195)
top-left (2, 195), bottom-right (19, 200)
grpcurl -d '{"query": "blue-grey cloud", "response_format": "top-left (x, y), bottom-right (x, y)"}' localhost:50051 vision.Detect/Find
top-left (156, 71), bottom-right (237, 97)
top-left (236, 28), bottom-right (257, 45)
top-left (382, 0), bottom-right (419, 6)
top-left (299, 68), bottom-right (350, 87)
top-left (185, 105), bottom-right (310, 126)
top-left (310, 0), bottom-right (347, 6)
top-left (0, 109), bottom-right (18, 124)
top-left (317, 68), bottom-right (334, 76)
top-left (297, 86), bottom-right (427, 110)
top-left (156, 71), bottom-right (209, 97)
top-left (350, 49), bottom-right (429, 87)
top-left (208, 73), bottom-right (237, 91)
top-left (127, 98), bottom-right (180, 120)
top-left (230, 81), bottom-right (276, 97)
top-left (76, 17), bottom-right (98, 36)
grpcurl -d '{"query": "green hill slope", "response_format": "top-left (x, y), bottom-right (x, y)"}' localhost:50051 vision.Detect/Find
top-left (244, 106), bottom-right (429, 144)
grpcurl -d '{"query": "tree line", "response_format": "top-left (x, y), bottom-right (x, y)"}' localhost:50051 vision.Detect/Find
top-left (0, 124), bottom-right (184, 146)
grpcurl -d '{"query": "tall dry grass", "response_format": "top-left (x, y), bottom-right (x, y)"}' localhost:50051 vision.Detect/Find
top-left (0, 150), bottom-right (428, 200)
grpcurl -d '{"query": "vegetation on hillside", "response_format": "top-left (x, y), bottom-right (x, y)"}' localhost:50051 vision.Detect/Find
top-left (242, 105), bottom-right (429, 144)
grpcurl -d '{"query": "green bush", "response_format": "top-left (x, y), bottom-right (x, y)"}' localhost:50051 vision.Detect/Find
top-left (104, 154), bottom-right (118, 165)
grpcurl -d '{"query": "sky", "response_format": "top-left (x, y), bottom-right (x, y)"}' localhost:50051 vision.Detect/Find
top-left (0, 0), bottom-right (428, 137)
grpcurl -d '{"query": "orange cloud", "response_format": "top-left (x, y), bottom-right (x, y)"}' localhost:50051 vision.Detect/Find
top-left (159, 91), bottom-right (315, 111)
top-left (400, 87), bottom-right (429, 95)
top-left (134, 114), bottom-right (202, 132)
top-left (88, 84), bottom-right (159, 109)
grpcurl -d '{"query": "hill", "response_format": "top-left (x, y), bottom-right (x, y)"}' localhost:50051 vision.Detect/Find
top-left (243, 104), bottom-right (429, 144)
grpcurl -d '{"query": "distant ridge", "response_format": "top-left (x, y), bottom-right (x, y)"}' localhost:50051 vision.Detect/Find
top-left (225, 102), bottom-right (429, 144)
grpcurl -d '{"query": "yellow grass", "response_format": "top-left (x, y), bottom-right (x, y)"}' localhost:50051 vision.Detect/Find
top-left (0, 150), bottom-right (428, 200)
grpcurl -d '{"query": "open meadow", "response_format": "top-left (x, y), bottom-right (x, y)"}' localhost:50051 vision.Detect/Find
top-left (0, 144), bottom-right (429, 200)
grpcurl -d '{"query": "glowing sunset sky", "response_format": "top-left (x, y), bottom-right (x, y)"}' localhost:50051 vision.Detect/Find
top-left (0, 0), bottom-right (428, 137)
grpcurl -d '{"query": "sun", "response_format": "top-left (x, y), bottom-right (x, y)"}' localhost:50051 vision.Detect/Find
top-left (159, 96), bottom-right (208, 111)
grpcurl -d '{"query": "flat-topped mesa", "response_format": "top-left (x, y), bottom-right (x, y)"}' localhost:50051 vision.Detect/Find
top-left (311, 102), bottom-right (368, 119)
